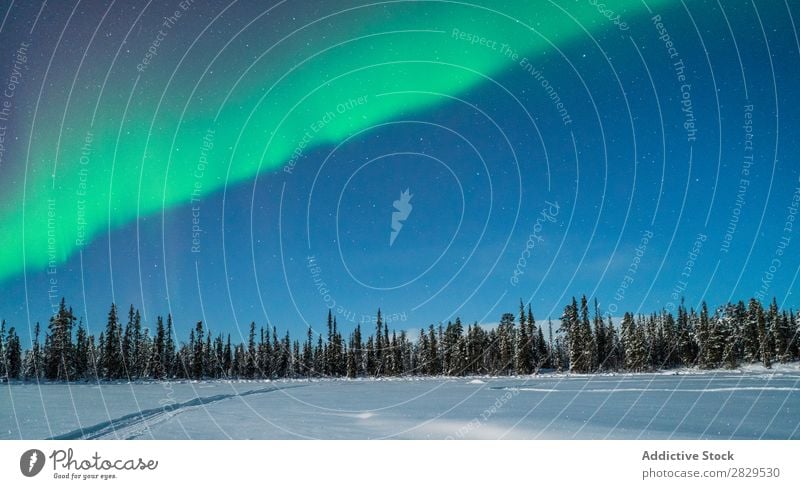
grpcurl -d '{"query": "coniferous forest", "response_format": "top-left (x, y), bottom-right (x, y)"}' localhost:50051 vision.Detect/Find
top-left (1, 296), bottom-right (798, 382)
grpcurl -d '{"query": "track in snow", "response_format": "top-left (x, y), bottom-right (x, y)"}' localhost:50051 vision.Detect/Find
top-left (50, 384), bottom-right (306, 440)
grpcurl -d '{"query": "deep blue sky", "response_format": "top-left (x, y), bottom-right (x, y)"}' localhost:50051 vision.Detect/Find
top-left (1, 0), bottom-right (799, 345)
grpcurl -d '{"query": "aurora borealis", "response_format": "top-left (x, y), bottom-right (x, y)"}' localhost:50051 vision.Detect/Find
top-left (0, 0), bottom-right (799, 340)
top-left (0, 0), bottom-right (673, 284)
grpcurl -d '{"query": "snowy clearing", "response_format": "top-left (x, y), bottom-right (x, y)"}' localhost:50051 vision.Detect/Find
top-left (2, 371), bottom-right (799, 440)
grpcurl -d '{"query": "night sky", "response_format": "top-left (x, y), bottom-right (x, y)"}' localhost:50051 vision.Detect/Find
top-left (0, 0), bottom-right (798, 344)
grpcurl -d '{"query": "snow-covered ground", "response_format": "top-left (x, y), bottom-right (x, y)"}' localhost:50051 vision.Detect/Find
top-left (2, 369), bottom-right (799, 439)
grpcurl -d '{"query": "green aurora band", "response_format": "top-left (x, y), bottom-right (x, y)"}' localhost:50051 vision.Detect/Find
top-left (0, 0), bottom-right (674, 283)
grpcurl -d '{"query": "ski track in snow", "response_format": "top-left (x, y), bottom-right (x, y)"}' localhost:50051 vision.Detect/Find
top-left (495, 386), bottom-right (800, 394)
top-left (49, 384), bottom-right (307, 440)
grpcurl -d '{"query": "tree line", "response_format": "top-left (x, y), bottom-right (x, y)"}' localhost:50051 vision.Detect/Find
top-left (0, 296), bottom-right (798, 382)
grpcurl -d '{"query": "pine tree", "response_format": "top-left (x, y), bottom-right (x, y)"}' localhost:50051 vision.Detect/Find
top-left (515, 303), bottom-right (532, 375)
top-left (744, 299), bottom-right (762, 363)
top-left (193, 321), bottom-right (205, 379)
top-left (122, 305), bottom-right (135, 377)
top-left (766, 298), bottom-right (785, 363)
top-left (579, 296), bottom-right (595, 372)
top-left (45, 298), bottom-right (76, 380)
top-left (2, 326), bottom-right (16, 379)
top-left (301, 326), bottom-right (313, 377)
top-left (103, 304), bottom-right (123, 379)
top-left (661, 311), bottom-right (678, 368)
top-left (165, 314), bottom-right (176, 377)
top-left (352, 324), bottom-right (363, 376)
top-left (604, 315), bottom-right (619, 370)
top-left (346, 334), bottom-right (357, 378)
top-left (23, 322), bottom-right (43, 381)
top-left (704, 305), bottom-right (726, 368)
top-left (223, 334), bottom-right (232, 376)
top-left (622, 313), bottom-right (646, 372)
top-left (774, 311), bottom-right (792, 363)
top-left (281, 331), bottom-right (292, 377)
top-left (497, 313), bottom-right (515, 374)
top-left (720, 303), bottom-right (742, 369)
top-left (593, 299), bottom-right (607, 370)
top-left (677, 302), bottom-right (695, 366)
top-left (562, 298), bottom-right (580, 372)
top-left (644, 314), bottom-right (661, 368)
top-left (247, 322), bottom-right (257, 378)
top-left (696, 302), bottom-right (715, 369)
top-left (0, 321), bottom-right (5, 378)
top-left (384, 330), bottom-right (394, 375)
top-left (231, 344), bottom-right (242, 377)
top-left (4, 325), bottom-right (22, 379)
top-left (427, 325), bottom-right (439, 375)
top-left (74, 321), bottom-right (89, 379)
top-left (132, 308), bottom-right (143, 378)
top-left (442, 318), bottom-right (464, 375)
top-left (334, 317), bottom-right (344, 376)
top-left (270, 326), bottom-right (280, 377)
top-left (205, 332), bottom-right (213, 378)
top-left (371, 310), bottom-right (382, 376)
top-left (553, 332), bottom-right (566, 372)
top-left (548, 320), bottom-right (557, 371)
top-left (259, 327), bottom-right (271, 377)
top-left (151, 316), bottom-right (166, 379)
top-left (745, 299), bottom-right (770, 367)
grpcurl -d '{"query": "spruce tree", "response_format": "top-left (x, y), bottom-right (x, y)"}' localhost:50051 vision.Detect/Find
top-left (23, 321), bottom-right (43, 380)
top-left (622, 313), bottom-right (646, 372)
top-left (721, 304), bottom-right (741, 369)
top-left (223, 334), bottom-right (232, 376)
top-left (427, 325), bottom-right (439, 375)
top-left (562, 298), bottom-right (580, 372)
top-left (165, 314), bottom-right (176, 377)
top-left (604, 315), bottom-right (619, 370)
top-left (661, 312), bottom-right (678, 368)
top-left (0, 321), bottom-right (5, 378)
top-left (766, 298), bottom-right (783, 363)
top-left (45, 298), bottom-right (76, 380)
top-left (8, 328), bottom-right (21, 379)
top-left (746, 299), bottom-right (771, 368)
top-left (302, 327), bottom-right (313, 376)
top-left (374, 310), bottom-right (383, 376)
top-left (132, 309), bottom-right (143, 378)
top-left (515, 305), bottom-right (532, 374)
top-left (774, 312), bottom-right (792, 363)
top-left (205, 332), bottom-right (213, 378)
top-left (547, 320), bottom-right (556, 371)
top-left (352, 324), bottom-right (363, 376)
top-left (4, 326), bottom-right (22, 379)
top-left (259, 327), bottom-right (272, 377)
top-left (103, 304), bottom-right (122, 379)
top-left (744, 299), bottom-right (763, 363)
top-left (696, 302), bottom-right (714, 369)
top-left (193, 321), bottom-right (205, 379)
top-left (498, 313), bottom-right (515, 374)
top-left (122, 305), bottom-right (135, 376)
top-left (346, 335), bottom-right (357, 378)
top-left (677, 302), bottom-right (695, 366)
top-left (74, 321), bottom-right (89, 380)
top-left (151, 316), bottom-right (166, 379)
top-left (593, 299), bottom-right (607, 370)
top-left (247, 322), bottom-right (257, 378)
top-left (579, 296), bottom-right (594, 372)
